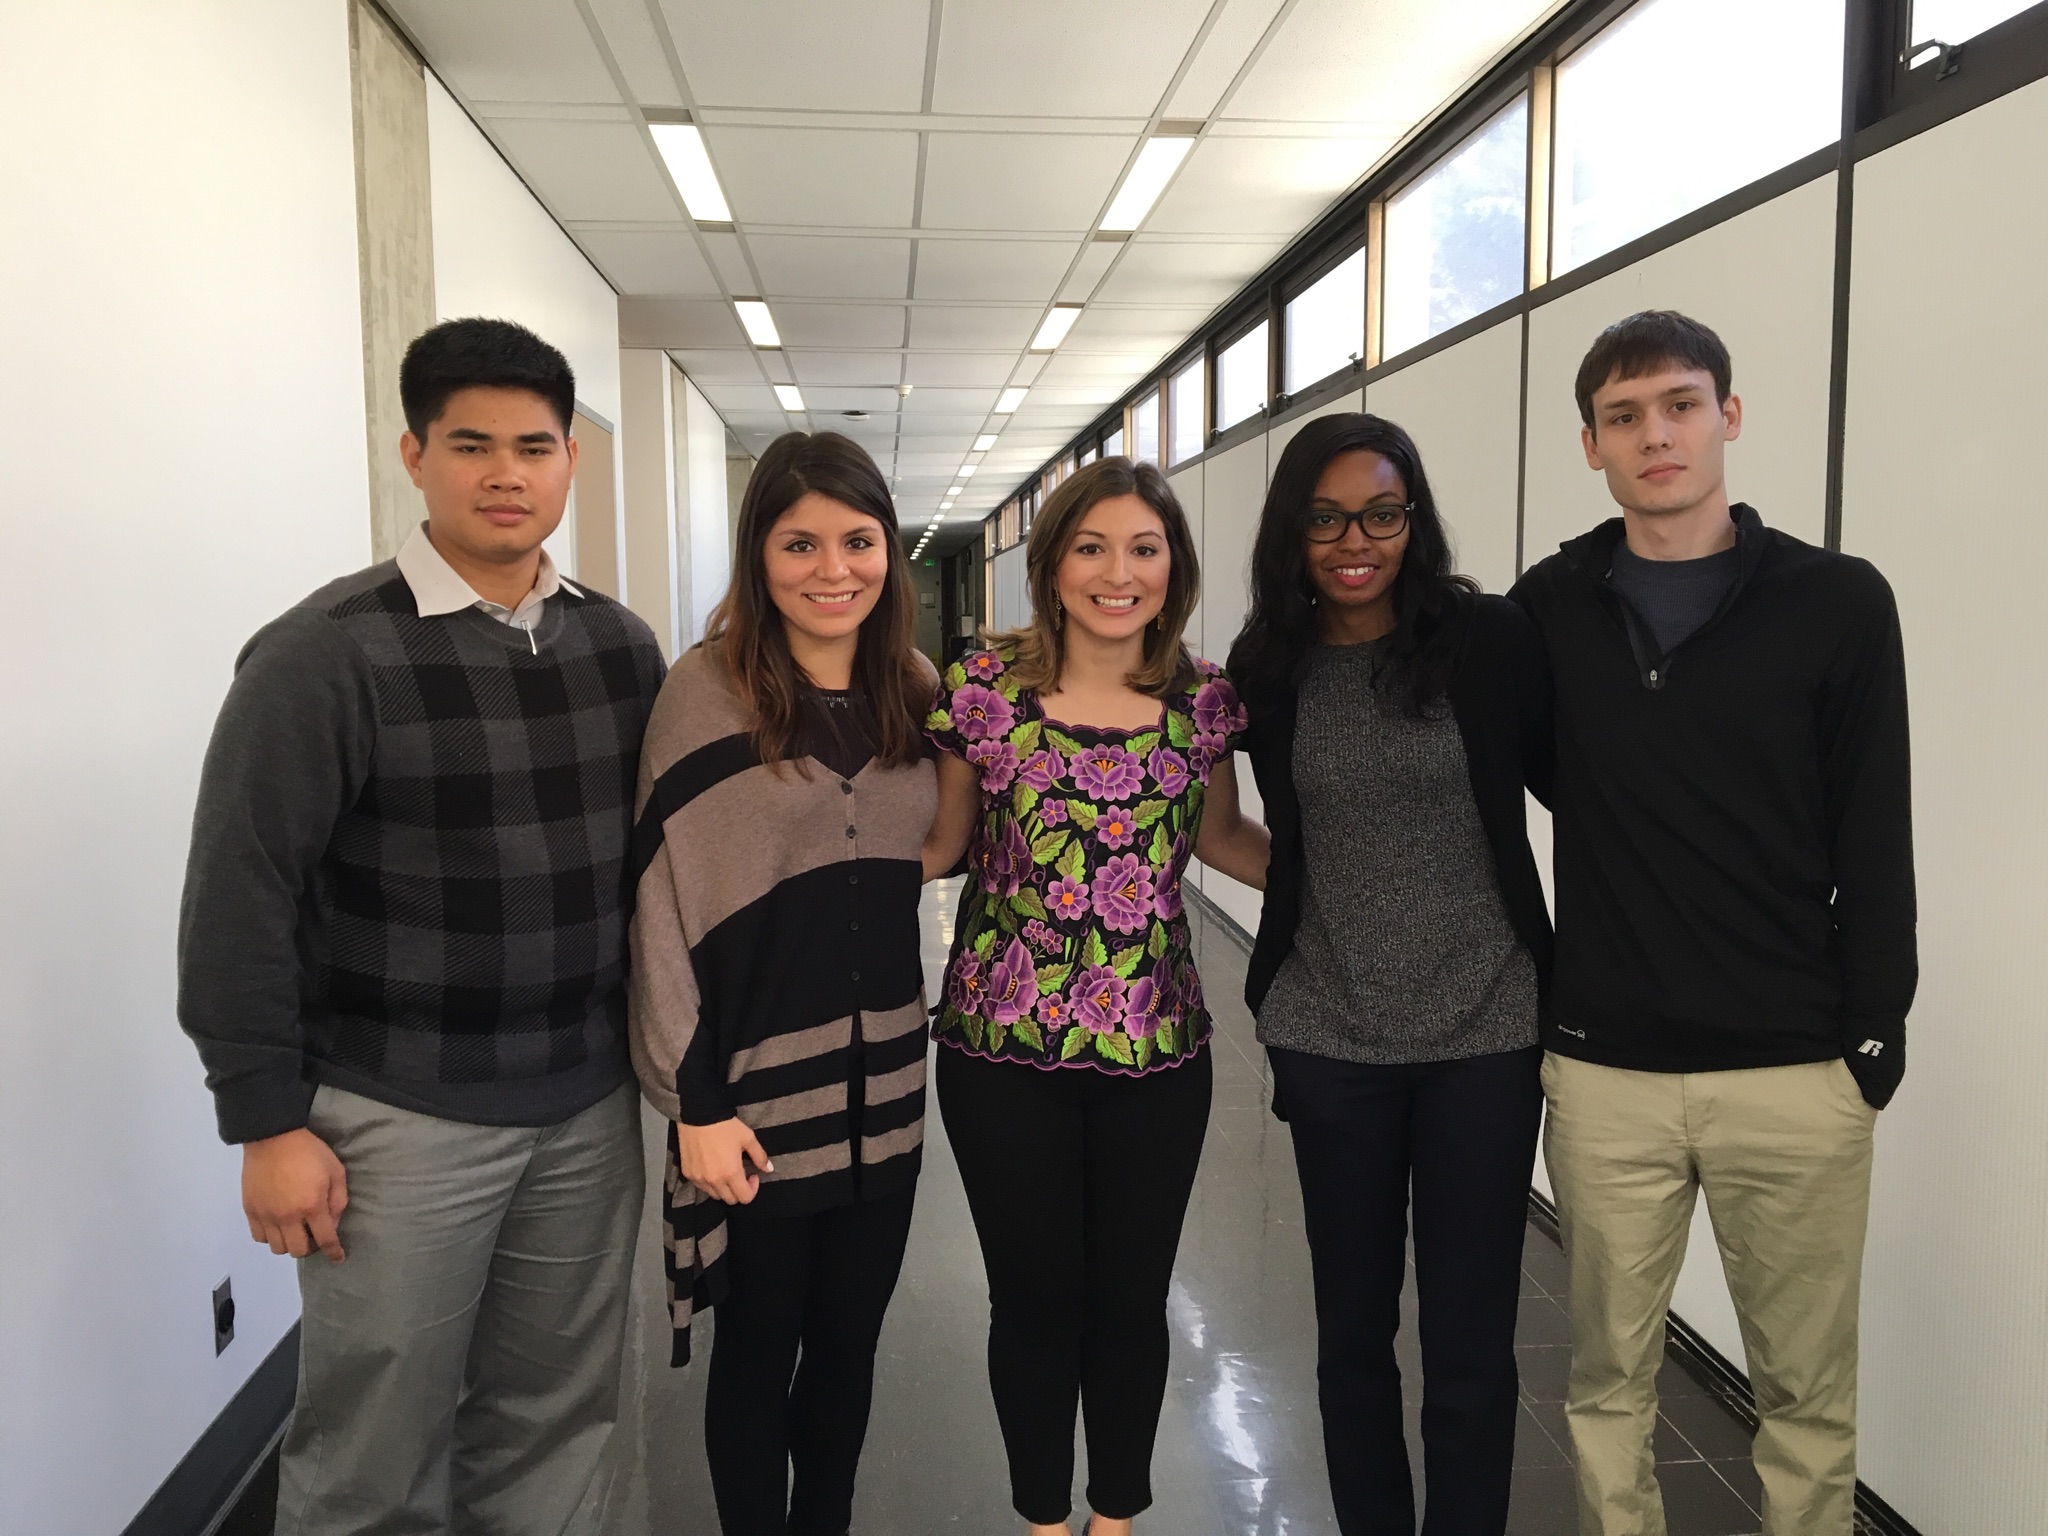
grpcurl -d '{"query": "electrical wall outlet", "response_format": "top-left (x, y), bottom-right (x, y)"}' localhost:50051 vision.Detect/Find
top-left (212, 1276), bottom-right (235, 1355)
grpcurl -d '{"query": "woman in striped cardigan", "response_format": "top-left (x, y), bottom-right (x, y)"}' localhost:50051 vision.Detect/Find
top-left (630, 431), bottom-right (937, 1536)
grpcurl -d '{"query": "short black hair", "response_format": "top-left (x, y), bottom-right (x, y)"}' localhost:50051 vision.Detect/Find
top-left (399, 317), bottom-right (577, 441)
top-left (1574, 310), bottom-right (1731, 430)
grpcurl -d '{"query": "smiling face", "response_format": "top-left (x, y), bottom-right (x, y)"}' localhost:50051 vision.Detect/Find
top-left (1052, 492), bottom-right (1172, 643)
top-left (762, 491), bottom-right (891, 652)
top-left (1301, 448), bottom-right (1410, 638)
top-left (401, 385), bottom-right (576, 566)
top-left (1582, 364), bottom-right (1742, 520)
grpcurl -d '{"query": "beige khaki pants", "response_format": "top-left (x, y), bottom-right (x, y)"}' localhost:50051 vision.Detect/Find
top-left (1541, 1053), bottom-right (1876, 1536)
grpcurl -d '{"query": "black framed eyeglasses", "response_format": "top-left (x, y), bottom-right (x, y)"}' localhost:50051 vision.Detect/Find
top-left (1304, 502), bottom-right (1412, 543)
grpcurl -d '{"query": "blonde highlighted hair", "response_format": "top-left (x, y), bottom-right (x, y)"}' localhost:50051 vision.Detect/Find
top-left (987, 456), bottom-right (1201, 699)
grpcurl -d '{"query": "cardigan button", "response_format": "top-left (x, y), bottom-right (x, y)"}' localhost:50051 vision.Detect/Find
top-left (840, 780), bottom-right (853, 794)
top-left (851, 970), bottom-right (861, 982)
top-left (845, 826), bottom-right (856, 839)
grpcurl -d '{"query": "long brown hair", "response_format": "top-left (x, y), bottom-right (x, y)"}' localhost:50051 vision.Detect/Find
top-left (990, 456), bottom-right (1201, 698)
top-left (700, 431), bottom-right (929, 769)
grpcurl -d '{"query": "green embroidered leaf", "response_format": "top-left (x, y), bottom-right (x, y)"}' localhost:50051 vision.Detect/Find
top-left (1012, 886), bottom-right (1048, 922)
top-left (1133, 1034), bottom-right (1156, 1070)
top-left (1156, 1018), bottom-right (1178, 1056)
top-left (991, 900), bottom-right (1018, 935)
top-left (1095, 1031), bottom-right (1136, 1066)
top-left (1149, 823), bottom-right (1170, 865)
top-left (987, 1020), bottom-right (1009, 1052)
top-left (1165, 710), bottom-right (1194, 749)
top-left (925, 707), bottom-right (952, 733)
top-left (1013, 782), bottom-right (1040, 818)
top-left (973, 927), bottom-right (998, 958)
top-left (1111, 944), bottom-right (1144, 980)
top-left (1013, 719), bottom-right (1043, 755)
top-left (1045, 727), bottom-right (1085, 756)
top-left (1061, 1026), bottom-right (1090, 1061)
top-left (1133, 798), bottom-right (1169, 829)
top-left (1082, 929), bottom-right (1109, 968)
top-left (963, 1013), bottom-right (986, 1048)
top-left (1064, 799), bottom-right (1100, 831)
top-left (1037, 961), bottom-right (1073, 993)
top-left (1029, 829), bottom-right (1069, 865)
top-left (1128, 730), bottom-right (1161, 757)
top-left (1146, 920), bottom-right (1169, 959)
top-left (1056, 838), bottom-right (1087, 884)
top-left (1012, 1017), bottom-right (1045, 1053)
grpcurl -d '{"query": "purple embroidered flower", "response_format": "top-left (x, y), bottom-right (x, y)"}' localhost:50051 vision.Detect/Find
top-left (1045, 874), bottom-right (1090, 923)
top-left (1022, 919), bottom-right (1063, 954)
top-left (1018, 747), bottom-right (1066, 792)
top-left (1194, 656), bottom-right (1222, 679)
top-left (1091, 852), bottom-right (1157, 935)
top-left (986, 937), bottom-right (1038, 1025)
top-left (1122, 976), bottom-right (1160, 1039)
top-left (949, 951), bottom-right (986, 1017)
top-left (950, 683), bottom-right (1016, 743)
top-left (1095, 806), bottom-right (1140, 850)
top-left (1037, 991), bottom-right (1075, 1033)
top-left (1192, 678), bottom-right (1247, 738)
top-left (1189, 730), bottom-right (1229, 782)
top-left (1070, 965), bottom-right (1128, 1033)
top-left (1148, 746), bottom-right (1191, 799)
top-left (963, 651), bottom-right (1005, 682)
top-left (977, 819), bottom-right (1030, 897)
top-left (965, 738), bottom-right (1020, 793)
top-left (1183, 965), bottom-right (1205, 1016)
top-left (1039, 798), bottom-right (1068, 826)
top-left (1154, 836), bottom-right (1188, 920)
top-left (1071, 743), bottom-right (1143, 802)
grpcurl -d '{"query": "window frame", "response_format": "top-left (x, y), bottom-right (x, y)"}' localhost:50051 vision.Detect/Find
top-left (1210, 306), bottom-right (1273, 439)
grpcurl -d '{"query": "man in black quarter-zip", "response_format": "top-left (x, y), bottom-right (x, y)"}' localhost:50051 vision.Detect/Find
top-left (1510, 311), bottom-right (1914, 1536)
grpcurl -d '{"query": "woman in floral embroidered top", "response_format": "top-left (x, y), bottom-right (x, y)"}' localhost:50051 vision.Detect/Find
top-left (922, 457), bottom-right (1269, 1536)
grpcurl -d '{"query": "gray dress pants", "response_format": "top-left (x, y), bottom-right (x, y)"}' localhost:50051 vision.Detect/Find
top-left (275, 1081), bottom-right (643, 1536)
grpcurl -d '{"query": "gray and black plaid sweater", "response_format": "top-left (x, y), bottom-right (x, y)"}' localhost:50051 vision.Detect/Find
top-left (179, 560), bottom-right (667, 1143)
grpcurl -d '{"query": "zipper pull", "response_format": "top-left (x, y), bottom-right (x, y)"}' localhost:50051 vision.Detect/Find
top-left (522, 620), bottom-right (537, 655)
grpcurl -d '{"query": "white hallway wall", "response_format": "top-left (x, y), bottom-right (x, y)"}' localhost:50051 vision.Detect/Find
top-left (0, 4), bottom-right (370, 1532)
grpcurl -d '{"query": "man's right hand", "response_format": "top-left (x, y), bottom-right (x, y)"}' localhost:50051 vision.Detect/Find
top-left (242, 1128), bottom-right (349, 1262)
top-left (677, 1118), bottom-right (774, 1205)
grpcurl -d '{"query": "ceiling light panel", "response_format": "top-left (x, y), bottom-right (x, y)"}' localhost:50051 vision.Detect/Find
top-left (995, 388), bottom-right (1029, 413)
top-left (735, 300), bottom-right (782, 348)
top-left (1100, 135), bottom-right (1197, 232)
top-left (648, 124), bottom-right (733, 224)
top-left (974, 434), bottom-right (998, 452)
top-left (774, 384), bottom-right (806, 411)
top-left (1029, 305), bottom-right (1085, 351)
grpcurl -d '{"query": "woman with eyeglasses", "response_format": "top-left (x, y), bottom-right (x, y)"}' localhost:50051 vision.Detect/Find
top-left (1226, 414), bottom-right (1553, 1536)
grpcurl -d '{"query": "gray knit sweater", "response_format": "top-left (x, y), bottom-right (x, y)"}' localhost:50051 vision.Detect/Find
top-left (1256, 641), bottom-right (1538, 1064)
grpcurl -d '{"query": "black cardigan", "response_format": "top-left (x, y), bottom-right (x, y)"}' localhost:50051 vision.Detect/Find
top-left (1238, 591), bottom-right (1555, 1019)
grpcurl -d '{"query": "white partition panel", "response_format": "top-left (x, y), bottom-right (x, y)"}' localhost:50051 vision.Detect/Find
top-left (1195, 439), bottom-right (1268, 933)
top-left (990, 543), bottom-right (1031, 632)
top-left (1365, 318), bottom-right (1525, 593)
top-left (1166, 462), bottom-right (1205, 670)
top-left (1837, 75), bottom-right (2048, 1536)
top-left (1522, 173), bottom-right (1838, 568)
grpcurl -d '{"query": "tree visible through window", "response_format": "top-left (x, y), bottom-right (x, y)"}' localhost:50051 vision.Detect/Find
top-left (1382, 96), bottom-right (1528, 359)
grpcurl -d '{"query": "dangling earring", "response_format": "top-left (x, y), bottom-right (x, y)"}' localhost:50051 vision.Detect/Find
top-left (1155, 612), bottom-right (1165, 631)
top-left (1054, 598), bottom-right (1064, 631)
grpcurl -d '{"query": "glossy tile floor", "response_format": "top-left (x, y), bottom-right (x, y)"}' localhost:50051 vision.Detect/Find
top-left (223, 878), bottom-right (1774, 1536)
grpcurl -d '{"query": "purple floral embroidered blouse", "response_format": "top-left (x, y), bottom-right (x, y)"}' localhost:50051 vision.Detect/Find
top-left (926, 645), bottom-right (1248, 1073)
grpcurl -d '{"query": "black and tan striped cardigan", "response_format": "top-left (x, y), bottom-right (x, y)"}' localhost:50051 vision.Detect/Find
top-left (629, 644), bottom-right (936, 1363)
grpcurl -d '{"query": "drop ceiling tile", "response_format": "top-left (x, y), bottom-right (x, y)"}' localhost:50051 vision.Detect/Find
top-left (585, 0), bottom-right (685, 107)
top-left (1146, 133), bottom-right (1383, 235)
top-left (920, 134), bottom-right (1136, 232)
top-left (485, 119), bottom-right (679, 222)
top-left (891, 412), bottom-right (999, 434)
top-left (807, 386), bottom-right (909, 412)
top-left (702, 231), bottom-right (753, 292)
top-left (1063, 304), bottom-right (1216, 345)
top-left (1010, 354), bottom-right (1048, 385)
top-left (657, 0), bottom-right (930, 111)
top-left (702, 384), bottom-right (787, 415)
top-left (390, 0), bottom-right (620, 103)
top-left (775, 305), bottom-right (910, 349)
top-left (907, 306), bottom-right (1038, 350)
top-left (1034, 350), bottom-right (1163, 385)
top-left (749, 236), bottom-right (913, 301)
top-left (914, 241), bottom-right (1074, 303)
top-left (1164, 0), bottom-right (1291, 119)
top-left (1058, 240), bottom-right (1125, 303)
top-left (1030, 384), bottom-right (1127, 409)
top-left (573, 229), bottom-right (720, 295)
top-left (785, 351), bottom-right (905, 386)
top-left (902, 387), bottom-right (1001, 417)
top-left (668, 348), bottom-right (766, 383)
top-left (902, 353), bottom-right (1020, 388)
top-left (620, 297), bottom-right (747, 348)
top-left (932, 0), bottom-right (1211, 116)
top-left (709, 126), bottom-right (920, 228)
top-left (1093, 239), bottom-right (1287, 306)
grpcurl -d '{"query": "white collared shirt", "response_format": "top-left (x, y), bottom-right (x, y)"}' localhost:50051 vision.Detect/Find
top-left (395, 524), bottom-right (582, 648)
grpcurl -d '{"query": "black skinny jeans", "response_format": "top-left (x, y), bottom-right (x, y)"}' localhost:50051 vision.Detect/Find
top-left (703, 1188), bottom-right (917, 1536)
top-left (1268, 1044), bottom-right (1542, 1536)
top-left (937, 1044), bottom-right (1213, 1524)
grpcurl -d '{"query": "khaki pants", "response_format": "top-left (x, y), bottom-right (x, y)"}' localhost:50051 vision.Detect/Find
top-left (1541, 1053), bottom-right (1875, 1536)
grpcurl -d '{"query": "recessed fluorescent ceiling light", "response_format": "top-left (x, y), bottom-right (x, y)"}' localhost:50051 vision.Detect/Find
top-left (1100, 135), bottom-right (1196, 232)
top-left (959, 465), bottom-right (977, 477)
top-left (1030, 305), bottom-right (1084, 350)
top-left (948, 485), bottom-right (965, 495)
top-left (735, 300), bottom-right (782, 348)
top-left (973, 434), bottom-right (998, 452)
top-left (647, 124), bottom-right (732, 223)
top-left (994, 388), bottom-right (1028, 413)
top-left (941, 500), bottom-right (954, 509)
top-left (774, 384), bottom-right (805, 411)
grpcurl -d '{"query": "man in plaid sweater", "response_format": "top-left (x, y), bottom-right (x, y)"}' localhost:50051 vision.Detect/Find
top-left (179, 319), bottom-right (666, 1535)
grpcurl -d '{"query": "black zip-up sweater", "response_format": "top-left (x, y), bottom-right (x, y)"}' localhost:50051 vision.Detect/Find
top-left (1509, 505), bottom-right (1915, 1108)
